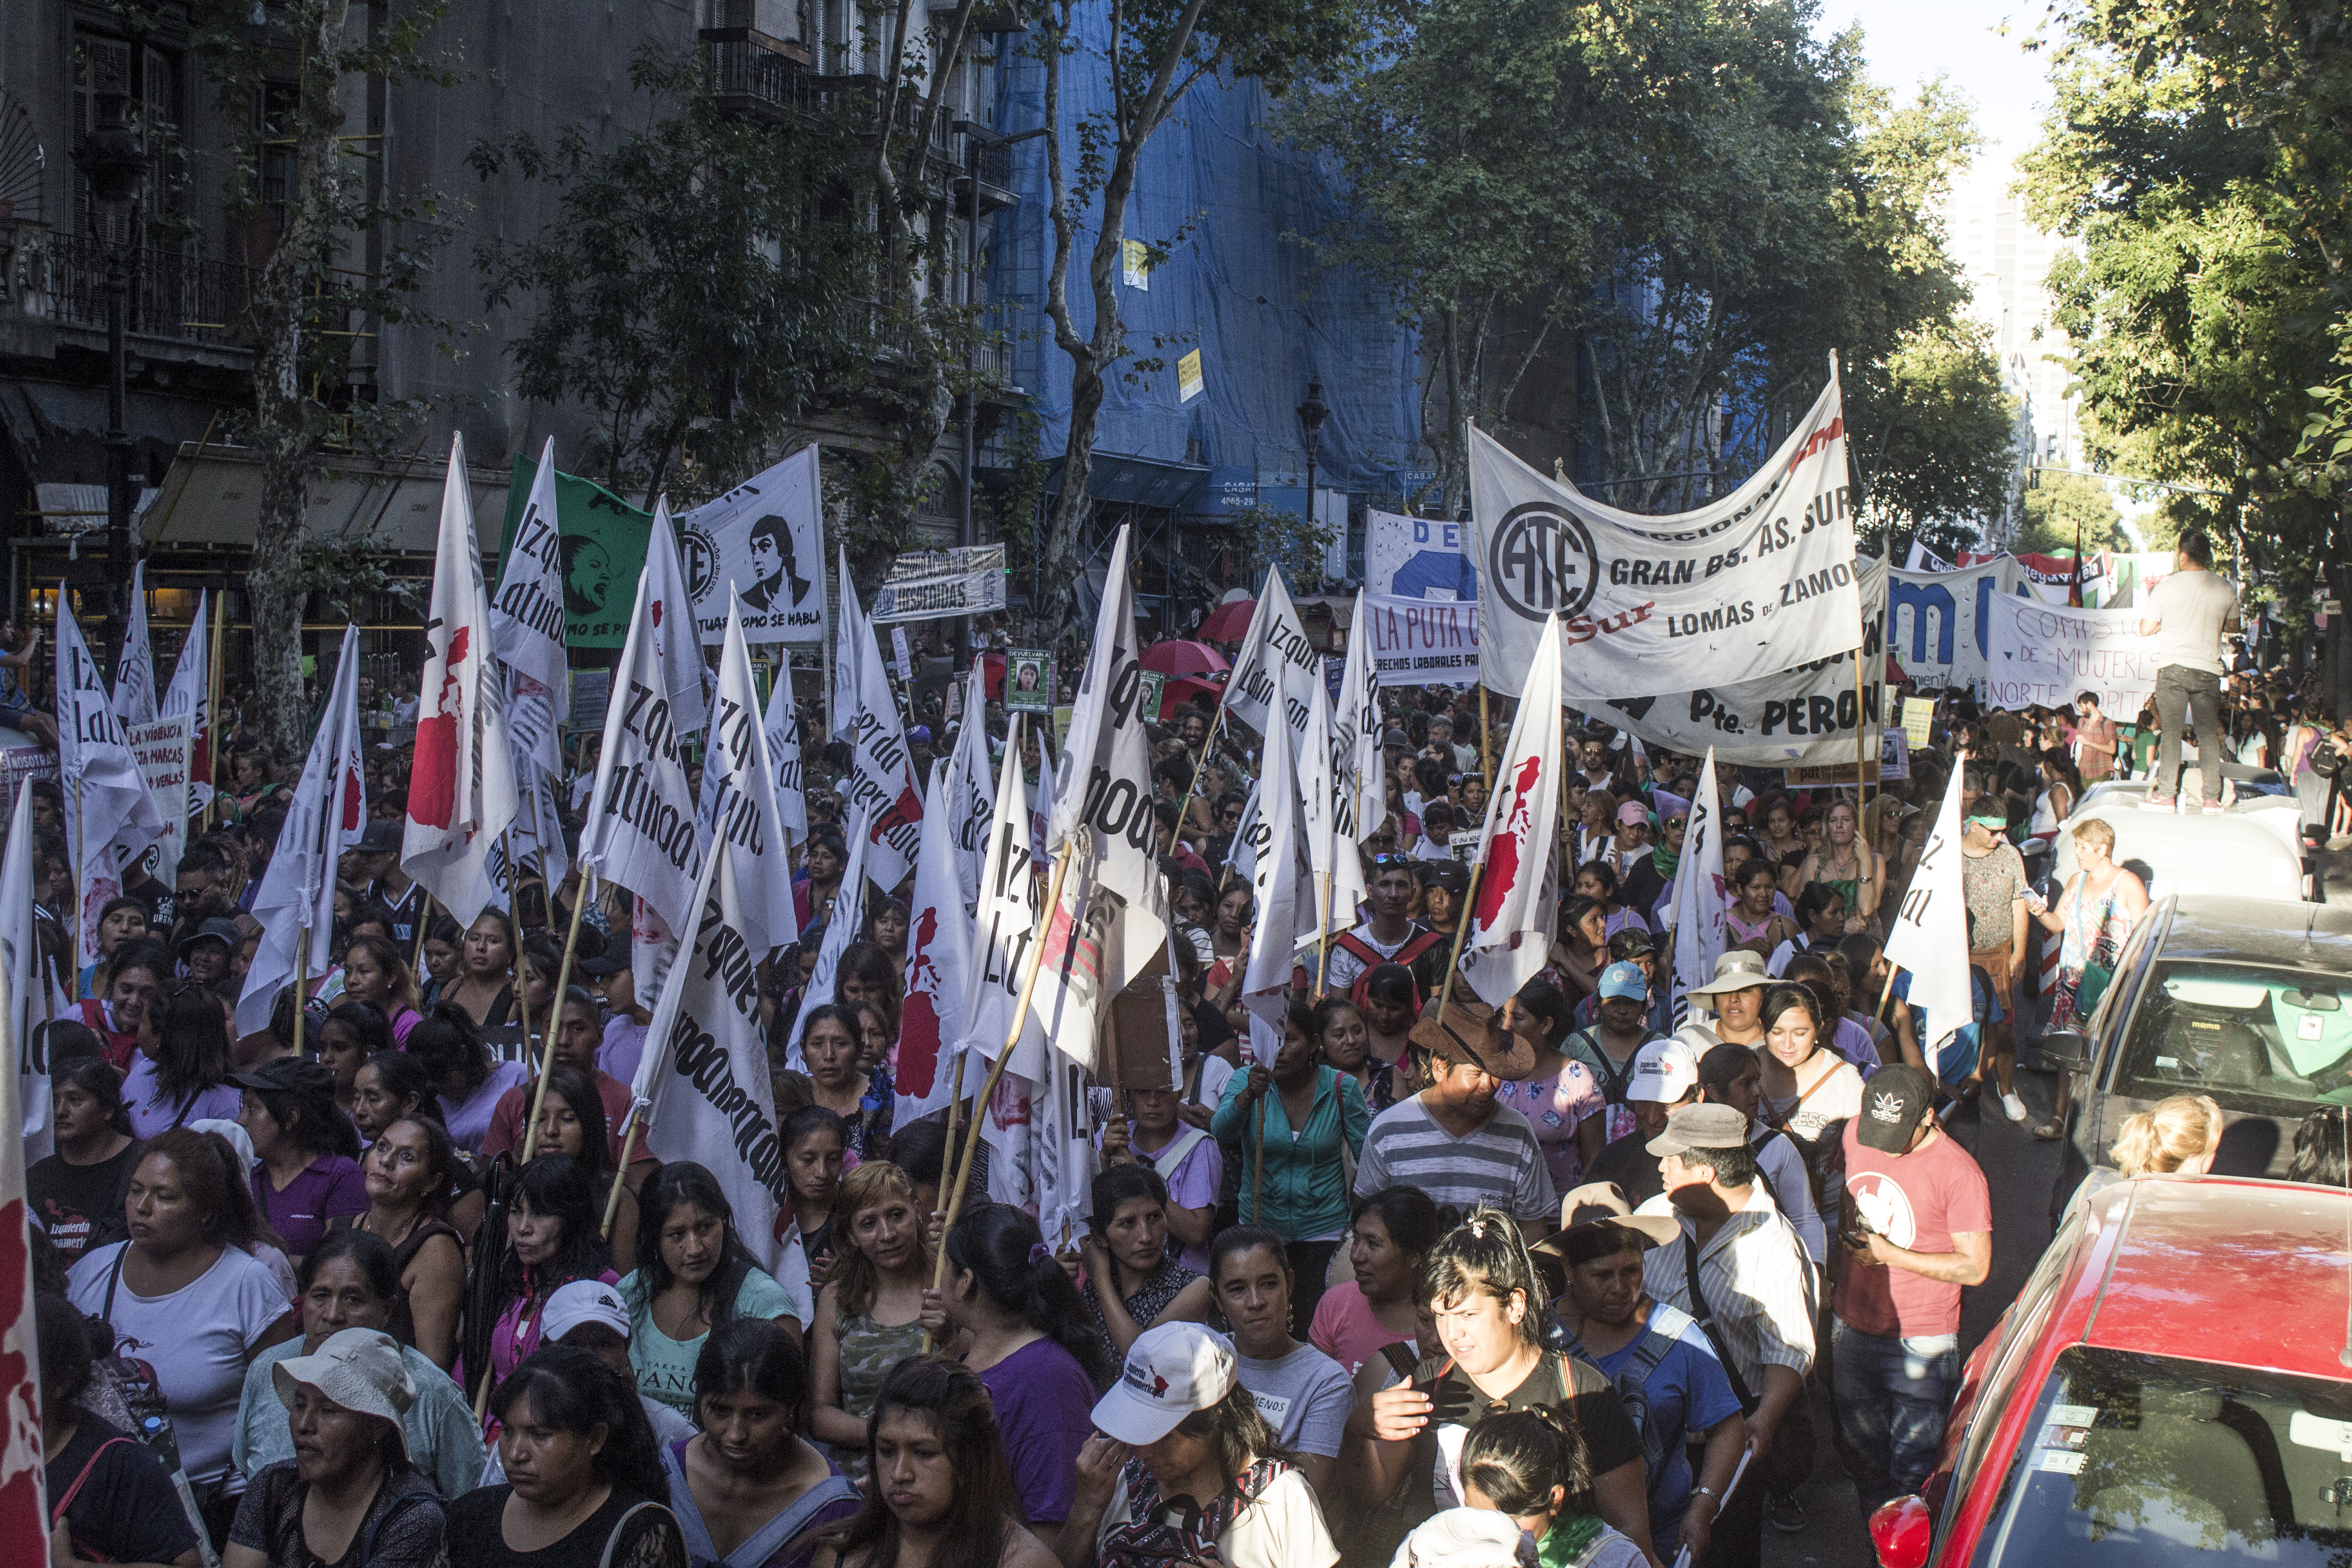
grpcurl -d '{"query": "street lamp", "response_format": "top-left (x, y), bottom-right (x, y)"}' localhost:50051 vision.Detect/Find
top-left (71, 87), bottom-right (145, 661)
top-left (1297, 378), bottom-right (1329, 575)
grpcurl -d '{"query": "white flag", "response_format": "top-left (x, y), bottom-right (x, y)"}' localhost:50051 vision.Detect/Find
top-left (1241, 691), bottom-right (1311, 1062)
top-left (3, 789), bottom-right (51, 1159)
top-left (1668, 749), bottom-right (1729, 1024)
top-left (500, 734), bottom-right (571, 903)
top-left (892, 763), bottom-right (973, 1131)
top-left (1034, 525), bottom-right (1167, 1068)
top-left (160, 588), bottom-right (211, 812)
top-left (1336, 588), bottom-right (1383, 836)
top-left (490, 437), bottom-right (571, 776)
top-left (628, 838), bottom-right (788, 1270)
top-left (643, 496), bottom-right (708, 727)
top-left (941, 667), bottom-right (996, 912)
top-left (960, 718), bottom-right (1049, 1083)
top-left (1034, 1049), bottom-right (1095, 1250)
top-left (579, 536), bottom-right (709, 941)
top-left (677, 445), bottom-right (827, 644)
top-left (762, 662), bottom-right (808, 845)
top-left (0, 800), bottom-right (45, 1539)
top-left (1224, 777), bottom-right (1264, 886)
top-left (239, 626), bottom-right (367, 1034)
top-left (1029, 728), bottom-right (1054, 867)
top-left (57, 596), bottom-right (165, 969)
top-left (1221, 567), bottom-right (1320, 745)
top-left (697, 597), bottom-right (798, 953)
top-left (402, 434), bottom-right (520, 926)
top-left (1883, 765), bottom-right (1974, 1053)
top-left (1456, 613), bottom-right (1564, 1006)
top-left (782, 810), bottom-right (869, 1068)
top-left (831, 550), bottom-right (862, 741)
top-left (110, 560), bottom-right (158, 726)
top-left (1301, 675), bottom-right (1367, 946)
top-left (833, 560), bottom-right (923, 890)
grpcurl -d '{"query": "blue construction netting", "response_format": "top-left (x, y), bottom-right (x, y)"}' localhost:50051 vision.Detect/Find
top-left (988, 23), bottom-right (1431, 519)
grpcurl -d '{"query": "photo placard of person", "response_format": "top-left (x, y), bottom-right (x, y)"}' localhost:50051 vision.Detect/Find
top-left (1470, 363), bottom-right (1862, 700)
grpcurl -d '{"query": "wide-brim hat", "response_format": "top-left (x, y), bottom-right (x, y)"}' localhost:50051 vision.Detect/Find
top-left (1685, 951), bottom-right (1771, 998)
top-left (271, 1328), bottom-right (414, 1458)
top-left (1532, 1181), bottom-right (1682, 1260)
top-left (1406, 993), bottom-right (1500, 1068)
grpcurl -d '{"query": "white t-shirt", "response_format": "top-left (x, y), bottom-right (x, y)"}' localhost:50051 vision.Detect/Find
top-left (1099, 1465), bottom-right (1338, 1568)
top-left (2146, 568), bottom-right (2239, 675)
top-left (67, 1241), bottom-right (291, 1485)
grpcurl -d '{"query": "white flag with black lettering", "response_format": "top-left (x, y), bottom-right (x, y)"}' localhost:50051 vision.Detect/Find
top-left (1667, 749), bottom-right (1728, 1023)
top-left (644, 496), bottom-right (708, 728)
top-left (1883, 765), bottom-right (1973, 1050)
top-left (1301, 676), bottom-right (1367, 946)
top-left (3, 790), bottom-right (50, 1157)
top-left (1336, 587), bottom-right (1383, 837)
top-left (762, 663), bottom-right (808, 846)
top-left (892, 764), bottom-right (972, 1131)
top-left (160, 589), bottom-right (211, 812)
top-left (782, 810), bottom-right (869, 1067)
top-left (676, 445), bottom-right (826, 645)
top-left (960, 719), bottom-right (1049, 1081)
top-left (833, 563), bottom-right (923, 891)
top-left (110, 560), bottom-right (158, 727)
top-left (490, 438), bottom-right (571, 776)
top-left (1241, 693), bottom-right (1311, 1062)
top-left (941, 667), bottom-right (995, 912)
top-left (56, 598), bottom-right (164, 968)
top-left (1220, 568), bottom-right (1319, 744)
top-left (1456, 613), bottom-right (1564, 1006)
top-left (1034, 526), bottom-right (1166, 1068)
top-left (628, 838), bottom-right (787, 1270)
top-left (697, 598), bottom-right (797, 953)
top-left (579, 542), bottom-right (707, 940)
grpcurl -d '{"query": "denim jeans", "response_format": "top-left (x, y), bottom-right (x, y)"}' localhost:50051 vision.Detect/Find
top-left (1831, 1319), bottom-right (1960, 1511)
top-left (2153, 663), bottom-right (2224, 804)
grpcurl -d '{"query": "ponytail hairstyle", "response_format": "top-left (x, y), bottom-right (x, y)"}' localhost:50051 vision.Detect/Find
top-left (358, 1050), bottom-right (448, 1130)
top-left (1460, 1406), bottom-right (1591, 1519)
top-left (2112, 1093), bottom-right (2224, 1178)
top-left (1421, 1204), bottom-right (1546, 1347)
top-left (1363, 961), bottom-right (1421, 1016)
top-left (944, 1203), bottom-right (1112, 1386)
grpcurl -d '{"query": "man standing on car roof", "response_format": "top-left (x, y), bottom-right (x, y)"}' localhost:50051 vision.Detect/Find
top-left (2138, 529), bottom-right (2241, 814)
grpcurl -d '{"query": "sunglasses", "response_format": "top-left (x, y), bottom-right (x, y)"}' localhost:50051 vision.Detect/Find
top-left (1370, 853), bottom-right (1416, 867)
top-left (1666, 817), bottom-right (1688, 828)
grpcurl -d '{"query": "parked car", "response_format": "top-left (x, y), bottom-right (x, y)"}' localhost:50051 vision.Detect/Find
top-left (1869, 1176), bottom-right (2352, 1567)
top-left (2043, 894), bottom-right (2352, 1220)
top-left (2048, 796), bottom-right (2311, 903)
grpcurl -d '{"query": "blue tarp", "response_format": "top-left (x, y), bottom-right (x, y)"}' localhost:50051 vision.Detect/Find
top-left (989, 29), bottom-right (1427, 514)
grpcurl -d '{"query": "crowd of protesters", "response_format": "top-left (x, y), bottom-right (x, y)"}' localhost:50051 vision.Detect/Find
top-left (18, 529), bottom-right (2352, 1568)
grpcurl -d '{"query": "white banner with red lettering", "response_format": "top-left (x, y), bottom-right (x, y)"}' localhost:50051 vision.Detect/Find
top-left (1363, 594), bottom-right (1480, 687)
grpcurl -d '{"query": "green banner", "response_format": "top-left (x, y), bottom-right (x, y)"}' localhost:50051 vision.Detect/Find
top-left (497, 456), bottom-right (657, 650)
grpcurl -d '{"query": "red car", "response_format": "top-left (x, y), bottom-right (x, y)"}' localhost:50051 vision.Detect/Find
top-left (1869, 1175), bottom-right (2352, 1567)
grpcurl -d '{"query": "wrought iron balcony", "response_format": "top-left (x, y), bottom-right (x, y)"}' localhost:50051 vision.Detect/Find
top-left (39, 230), bottom-right (254, 349)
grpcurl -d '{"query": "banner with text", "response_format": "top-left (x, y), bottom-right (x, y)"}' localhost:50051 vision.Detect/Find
top-left (1888, 556), bottom-right (2024, 692)
top-left (1597, 556), bottom-right (1888, 768)
top-left (127, 715), bottom-right (191, 886)
top-left (871, 544), bottom-right (1008, 623)
top-left (1468, 370), bottom-right (1862, 699)
top-left (1363, 594), bottom-right (1480, 686)
top-left (1983, 597), bottom-right (2162, 715)
top-left (1365, 509), bottom-right (1477, 599)
top-left (678, 447), bottom-right (828, 645)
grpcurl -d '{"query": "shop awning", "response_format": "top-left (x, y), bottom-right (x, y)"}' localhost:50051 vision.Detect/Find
top-left (137, 443), bottom-right (512, 554)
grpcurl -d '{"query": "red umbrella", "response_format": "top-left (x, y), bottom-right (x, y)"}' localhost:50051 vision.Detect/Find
top-left (1197, 598), bottom-right (1256, 643)
top-left (1141, 640), bottom-right (1230, 676)
top-left (1160, 673), bottom-right (1226, 720)
top-left (980, 652), bottom-right (1006, 700)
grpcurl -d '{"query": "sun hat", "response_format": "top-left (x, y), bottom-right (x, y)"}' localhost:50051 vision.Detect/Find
top-left (1685, 950), bottom-right (1772, 998)
top-left (1645, 1102), bottom-right (1753, 1160)
top-left (1533, 1181), bottom-right (1683, 1257)
top-left (1088, 1321), bottom-right (1236, 1446)
top-left (271, 1328), bottom-right (416, 1457)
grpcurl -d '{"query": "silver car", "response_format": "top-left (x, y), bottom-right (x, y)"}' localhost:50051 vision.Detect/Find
top-left (2047, 893), bottom-right (2352, 1220)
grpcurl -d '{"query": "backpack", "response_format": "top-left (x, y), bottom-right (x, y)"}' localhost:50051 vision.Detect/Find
top-left (1332, 929), bottom-right (1447, 1009)
top-left (1545, 1308), bottom-right (1690, 1507)
top-left (1100, 1455), bottom-right (1295, 1568)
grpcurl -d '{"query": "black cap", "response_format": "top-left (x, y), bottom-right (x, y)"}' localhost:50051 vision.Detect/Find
top-left (358, 819), bottom-right (402, 853)
top-left (578, 939), bottom-right (630, 978)
top-left (1855, 1064), bottom-right (1935, 1153)
top-left (176, 916), bottom-right (243, 956)
top-left (227, 1055), bottom-right (335, 1097)
top-left (1422, 860), bottom-right (1469, 894)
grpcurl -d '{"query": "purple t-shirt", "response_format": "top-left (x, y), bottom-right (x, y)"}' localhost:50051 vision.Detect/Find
top-left (252, 1154), bottom-right (368, 1257)
top-left (976, 1336), bottom-right (1097, 1526)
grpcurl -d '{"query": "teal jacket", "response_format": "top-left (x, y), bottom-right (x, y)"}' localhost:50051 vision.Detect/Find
top-left (1210, 1064), bottom-right (1370, 1240)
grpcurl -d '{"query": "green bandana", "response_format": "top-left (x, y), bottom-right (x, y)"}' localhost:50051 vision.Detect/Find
top-left (1537, 1514), bottom-right (1608, 1568)
top-left (1650, 842), bottom-right (1681, 881)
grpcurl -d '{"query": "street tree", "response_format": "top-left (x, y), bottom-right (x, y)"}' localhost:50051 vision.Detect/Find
top-left (190, 0), bottom-right (457, 758)
top-left (2014, 471), bottom-right (2124, 558)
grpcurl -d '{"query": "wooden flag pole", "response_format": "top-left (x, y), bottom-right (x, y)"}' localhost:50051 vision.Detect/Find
top-left (71, 797), bottom-right (84, 1000)
top-left (1478, 685), bottom-right (1494, 791)
top-left (930, 853), bottom-right (1075, 1298)
top-left (602, 1110), bottom-right (641, 1239)
top-left (1252, 1093), bottom-right (1266, 1220)
top-left (1314, 870), bottom-right (1333, 999)
top-left (1855, 617), bottom-right (1870, 814)
top-left (412, 891), bottom-right (437, 976)
top-left (919, 1049), bottom-right (970, 1354)
top-left (1171, 707), bottom-right (1226, 844)
top-left (519, 879), bottom-right (593, 1171)
top-left (292, 941), bottom-right (307, 1057)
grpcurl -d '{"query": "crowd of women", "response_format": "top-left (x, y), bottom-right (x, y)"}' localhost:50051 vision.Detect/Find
top-left (22, 629), bottom-right (2352, 1568)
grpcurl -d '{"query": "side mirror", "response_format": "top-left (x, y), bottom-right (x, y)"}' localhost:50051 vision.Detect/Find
top-left (2041, 1029), bottom-right (2089, 1070)
top-left (1869, 1495), bottom-right (1933, 1568)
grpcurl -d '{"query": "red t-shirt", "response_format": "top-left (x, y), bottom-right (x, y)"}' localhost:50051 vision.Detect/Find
top-left (1835, 1123), bottom-right (1991, 1338)
top-left (480, 1068), bottom-right (637, 1166)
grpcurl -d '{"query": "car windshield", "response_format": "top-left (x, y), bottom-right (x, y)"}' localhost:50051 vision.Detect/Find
top-left (2117, 960), bottom-right (2352, 1114)
top-left (1972, 1345), bottom-right (2352, 1565)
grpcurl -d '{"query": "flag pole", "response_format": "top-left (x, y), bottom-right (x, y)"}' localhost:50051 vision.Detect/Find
top-left (917, 1050), bottom-right (970, 1351)
top-left (1252, 1093), bottom-right (1266, 1220)
top-left (292, 939), bottom-right (307, 1056)
top-left (1854, 610), bottom-right (1870, 815)
top-left (520, 872), bottom-right (593, 1164)
top-left (412, 891), bottom-right (436, 975)
top-left (1171, 706), bottom-right (1225, 843)
top-left (930, 851), bottom-right (1074, 1298)
top-left (1314, 871), bottom-right (1332, 999)
top-left (1478, 685), bottom-right (1494, 791)
top-left (602, 1109), bottom-right (640, 1239)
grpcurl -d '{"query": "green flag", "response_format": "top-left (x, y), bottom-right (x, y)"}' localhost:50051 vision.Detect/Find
top-left (496, 455), bottom-right (659, 650)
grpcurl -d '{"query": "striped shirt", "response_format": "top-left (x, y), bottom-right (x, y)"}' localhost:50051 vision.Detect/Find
top-left (1641, 1186), bottom-right (1816, 1390)
top-left (1352, 1096), bottom-right (1558, 1222)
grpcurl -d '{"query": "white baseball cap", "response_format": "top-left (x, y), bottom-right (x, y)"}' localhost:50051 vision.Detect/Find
top-left (1628, 1037), bottom-right (1699, 1104)
top-left (542, 1279), bottom-right (632, 1343)
top-left (1088, 1321), bottom-right (1236, 1445)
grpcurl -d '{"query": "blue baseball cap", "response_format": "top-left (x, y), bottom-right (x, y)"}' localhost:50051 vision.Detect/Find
top-left (1599, 960), bottom-right (1649, 1001)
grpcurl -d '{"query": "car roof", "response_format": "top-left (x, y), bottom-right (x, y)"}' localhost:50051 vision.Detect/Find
top-left (2055, 799), bottom-right (2306, 900)
top-left (2151, 895), bottom-right (2352, 965)
top-left (2078, 1177), bottom-right (2352, 1382)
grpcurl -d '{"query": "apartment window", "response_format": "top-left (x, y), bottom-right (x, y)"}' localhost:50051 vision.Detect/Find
top-left (255, 80), bottom-right (298, 228)
top-left (72, 31), bottom-right (181, 244)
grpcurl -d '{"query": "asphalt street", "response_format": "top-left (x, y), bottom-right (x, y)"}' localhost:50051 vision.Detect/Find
top-left (1761, 1049), bottom-right (2068, 1568)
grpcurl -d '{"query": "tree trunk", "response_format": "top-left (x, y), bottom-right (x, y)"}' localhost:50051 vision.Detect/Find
top-left (245, 0), bottom-right (350, 762)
